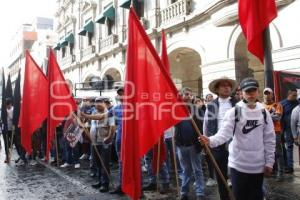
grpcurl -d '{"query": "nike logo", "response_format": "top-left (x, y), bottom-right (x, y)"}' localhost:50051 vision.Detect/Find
top-left (242, 120), bottom-right (261, 134)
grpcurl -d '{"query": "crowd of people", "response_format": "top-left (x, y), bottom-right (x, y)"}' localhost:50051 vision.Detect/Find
top-left (1, 76), bottom-right (300, 200)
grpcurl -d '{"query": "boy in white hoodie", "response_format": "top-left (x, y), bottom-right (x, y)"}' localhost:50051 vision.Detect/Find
top-left (199, 77), bottom-right (276, 200)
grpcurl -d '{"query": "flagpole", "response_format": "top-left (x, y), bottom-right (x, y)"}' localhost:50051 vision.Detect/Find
top-left (263, 26), bottom-right (274, 89)
top-left (171, 133), bottom-right (180, 199)
top-left (156, 139), bottom-right (161, 193)
top-left (190, 119), bottom-right (235, 200)
top-left (72, 113), bottom-right (115, 188)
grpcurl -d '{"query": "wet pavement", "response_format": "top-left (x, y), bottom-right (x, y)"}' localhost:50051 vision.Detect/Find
top-left (0, 139), bottom-right (300, 200)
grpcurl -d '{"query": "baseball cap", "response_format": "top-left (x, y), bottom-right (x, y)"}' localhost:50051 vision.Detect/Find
top-left (240, 77), bottom-right (259, 92)
top-left (263, 88), bottom-right (273, 94)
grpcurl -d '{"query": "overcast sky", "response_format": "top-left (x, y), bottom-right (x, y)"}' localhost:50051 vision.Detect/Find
top-left (0, 0), bottom-right (56, 68)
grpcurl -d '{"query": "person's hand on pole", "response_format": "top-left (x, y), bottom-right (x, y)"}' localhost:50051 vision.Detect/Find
top-left (198, 135), bottom-right (210, 146)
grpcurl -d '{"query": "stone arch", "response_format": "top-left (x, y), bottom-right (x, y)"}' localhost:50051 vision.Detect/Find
top-left (227, 23), bottom-right (283, 59)
top-left (169, 47), bottom-right (203, 96)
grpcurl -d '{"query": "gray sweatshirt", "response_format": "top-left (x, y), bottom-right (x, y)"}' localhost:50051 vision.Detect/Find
top-left (291, 105), bottom-right (300, 138)
top-left (209, 101), bottom-right (276, 174)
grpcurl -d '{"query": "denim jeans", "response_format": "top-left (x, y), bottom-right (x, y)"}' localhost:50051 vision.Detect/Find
top-left (284, 129), bottom-right (294, 169)
top-left (165, 138), bottom-right (182, 174)
top-left (144, 149), bottom-right (170, 185)
top-left (177, 145), bottom-right (205, 197)
top-left (66, 143), bottom-right (80, 164)
top-left (115, 141), bottom-right (122, 185)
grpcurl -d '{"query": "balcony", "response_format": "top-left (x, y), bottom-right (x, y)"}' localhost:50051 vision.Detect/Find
top-left (59, 55), bottom-right (75, 70)
top-left (82, 45), bottom-right (96, 58)
top-left (160, 0), bottom-right (192, 25)
top-left (99, 34), bottom-right (118, 50)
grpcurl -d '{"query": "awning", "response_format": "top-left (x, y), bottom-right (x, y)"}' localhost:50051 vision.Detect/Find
top-left (95, 14), bottom-right (106, 24)
top-left (65, 33), bottom-right (74, 44)
top-left (60, 37), bottom-right (68, 47)
top-left (54, 43), bottom-right (61, 50)
top-left (78, 28), bottom-right (87, 36)
top-left (103, 5), bottom-right (115, 20)
top-left (120, 0), bottom-right (131, 9)
top-left (78, 20), bottom-right (94, 36)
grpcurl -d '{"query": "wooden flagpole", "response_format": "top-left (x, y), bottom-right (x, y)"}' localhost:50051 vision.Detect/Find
top-left (156, 138), bottom-right (161, 193)
top-left (190, 119), bottom-right (235, 200)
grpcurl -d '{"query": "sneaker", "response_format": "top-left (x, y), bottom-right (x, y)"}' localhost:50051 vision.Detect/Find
top-left (142, 165), bottom-right (147, 172)
top-left (109, 185), bottom-right (124, 195)
top-left (100, 185), bottom-right (109, 193)
top-left (79, 154), bottom-right (88, 160)
top-left (15, 157), bottom-right (21, 164)
top-left (74, 163), bottom-right (80, 169)
top-left (60, 163), bottom-right (71, 168)
top-left (16, 160), bottom-right (26, 166)
top-left (206, 178), bottom-right (217, 187)
top-left (29, 160), bottom-right (38, 166)
top-left (227, 179), bottom-right (232, 187)
top-left (142, 182), bottom-right (156, 191)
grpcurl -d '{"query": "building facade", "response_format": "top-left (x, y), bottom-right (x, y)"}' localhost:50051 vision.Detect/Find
top-left (6, 17), bottom-right (55, 83)
top-left (54, 0), bottom-right (300, 97)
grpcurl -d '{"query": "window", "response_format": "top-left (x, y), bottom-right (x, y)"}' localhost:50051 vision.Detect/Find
top-left (88, 32), bottom-right (93, 46)
top-left (70, 43), bottom-right (74, 55)
top-left (171, 0), bottom-right (178, 3)
top-left (62, 47), bottom-right (66, 58)
top-left (134, 0), bottom-right (144, 18)
top-left (107, 18), bottom-right (114, 36)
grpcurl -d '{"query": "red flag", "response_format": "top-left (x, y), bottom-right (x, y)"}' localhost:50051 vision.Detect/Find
top-left (121, 9), bottom-right (189, 199)
top-left (238, 0), bottom-right (277, 63)
top-left (152, 30), bottom-right (169, 174)
top-left (46, 50), bottom-right (77, 160)
top-left (20, 51), bottom-right (49, 154)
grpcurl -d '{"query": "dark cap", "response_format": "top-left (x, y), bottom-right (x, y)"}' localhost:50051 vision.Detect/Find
top-left (240, 77), bottom-right (259, 92)
top-left (95, 97), bottom-right (105, 103)
top-left (117, 87), bottom-right (124, 95)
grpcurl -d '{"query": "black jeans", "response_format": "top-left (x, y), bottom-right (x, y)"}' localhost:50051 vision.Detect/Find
top-left (230, 168), bottom-right (264, 200)
top-left (212, 148), bottom-right (229, 200)
top-left (3, 131), bottom-right (13, 158)
top-left (94, 144), bottom-right (111, 186)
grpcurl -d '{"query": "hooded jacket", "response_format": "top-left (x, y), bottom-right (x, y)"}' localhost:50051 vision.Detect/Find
top-left (209, 101), bottom-right (276, 173)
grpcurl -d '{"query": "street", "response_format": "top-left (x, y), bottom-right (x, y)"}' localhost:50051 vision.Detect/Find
top-left (0, 141), bottom-right (300, 200)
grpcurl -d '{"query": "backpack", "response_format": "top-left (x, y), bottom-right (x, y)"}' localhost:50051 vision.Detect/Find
top-left (233, 105), bottom-right (268, 135)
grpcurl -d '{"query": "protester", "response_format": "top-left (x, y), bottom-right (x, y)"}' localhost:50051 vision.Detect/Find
top-left (205, 94), bottom-right (214, 104)
top-left (262, 88), bottom-right (284, 177)
top-left (81, 98), bottom-right (116, 193)
top-left (280, 88), bottom-right (298, 174)
top-left (3, 98), bottom-right (14, 163)
top-left (203, 77), bottom-right (237, 200)
top-left (291, 94), bottom-right (300, 146)
top-left (200, 77), bottom-right (276, 200)
top-left (175, 87), bottom-right (205, 200)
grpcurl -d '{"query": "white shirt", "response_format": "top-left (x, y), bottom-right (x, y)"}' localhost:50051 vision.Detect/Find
top-left (217, 97), bottom-right (232, 130)
top-left (164, 126), bottom-right (175, 139)
top-left (7, 107), bottom-right (14, 131)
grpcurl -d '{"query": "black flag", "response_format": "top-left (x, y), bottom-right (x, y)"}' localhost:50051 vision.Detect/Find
top-left (13, 70), bottom-right (21, 127)
top-left (6, 74), bottom-right (13, 102)
top-left (1, 69), bottom-right (7, 133)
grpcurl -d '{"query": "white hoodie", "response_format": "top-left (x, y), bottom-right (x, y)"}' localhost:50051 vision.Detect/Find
top-left (209, 101), bottom-right (276, 174)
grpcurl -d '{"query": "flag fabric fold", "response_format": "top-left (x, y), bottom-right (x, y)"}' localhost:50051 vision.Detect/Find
top-left (238, 0), bottom-right (277, 63)
top-left (152, 29), bottom-right (169, 174)
top-left (46, 49), bottom-right (77, 160)
top-left (122, 9), bottom-right (189, 199)
top-left (20, 51), bottom-right (49, 154)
